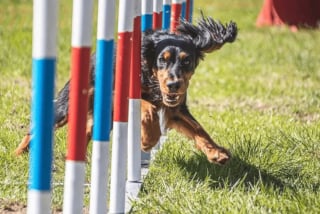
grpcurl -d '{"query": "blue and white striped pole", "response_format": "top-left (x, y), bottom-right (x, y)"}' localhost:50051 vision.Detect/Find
top-left (27, 0), bottom-right (58, 213)
top-left (181, 0), bottom-right (186, 19)
top-left (142, 0), bottom-right (153, 31)
top-left (162, 0), bottom-right (171, 30)
top-left (89, 0), bottom-right (115, 213)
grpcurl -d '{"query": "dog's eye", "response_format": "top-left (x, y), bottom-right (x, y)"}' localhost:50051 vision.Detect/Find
top-left (181, 58), bottom-right (191, 66)
top-left (158, 57), bottom-right (167, 65)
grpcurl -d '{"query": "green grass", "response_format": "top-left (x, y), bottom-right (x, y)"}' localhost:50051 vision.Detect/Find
top-left (1, 0), bottom-right (320, 213)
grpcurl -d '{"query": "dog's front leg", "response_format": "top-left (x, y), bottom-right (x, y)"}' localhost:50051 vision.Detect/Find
top-left (167, 108), bottom-right (230, 165)
top-left (140, 100), bottom-right (161, 152)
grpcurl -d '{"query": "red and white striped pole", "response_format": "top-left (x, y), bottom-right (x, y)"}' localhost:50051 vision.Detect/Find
top-left (63, 0), bottom-right (94, 213)
top-left (170, 0), bottom-right (182, 32)
top-left (127, 0), bottom-right (142, 183)
top-left (109, 0), bottom-right (134, 212)
top-left (153, 0), bottom-right (163, 29)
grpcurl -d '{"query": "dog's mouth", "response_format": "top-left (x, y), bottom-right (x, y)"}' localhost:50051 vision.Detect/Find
top-left (162, 93), bottom-right (184, 107)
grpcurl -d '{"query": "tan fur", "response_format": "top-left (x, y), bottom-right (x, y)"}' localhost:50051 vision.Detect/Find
top-left (166, 110), bottom-right (230, 164)
top-left (140, 100), bottom-right (161, 151)
top-left (15, 134), bottom-right (31, 156)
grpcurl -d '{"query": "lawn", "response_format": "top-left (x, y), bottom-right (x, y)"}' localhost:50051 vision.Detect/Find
top-left (1, 0), bottom-right (320, 213)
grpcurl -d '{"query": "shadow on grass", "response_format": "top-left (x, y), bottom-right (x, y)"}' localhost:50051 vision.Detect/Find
top-left (176, 152), bottom-right (289, 192)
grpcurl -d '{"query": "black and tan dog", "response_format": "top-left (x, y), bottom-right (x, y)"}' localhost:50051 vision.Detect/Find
top-left (16, 15), bottom-right (237, 165)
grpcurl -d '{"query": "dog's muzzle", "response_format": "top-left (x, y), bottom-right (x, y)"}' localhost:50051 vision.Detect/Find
top-left (162, 92), bottom-right (185, 107)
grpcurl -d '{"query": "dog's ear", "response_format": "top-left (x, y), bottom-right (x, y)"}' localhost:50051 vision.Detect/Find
top-left (177, 13), bottom-right (237, 56)
top-left (141, 30), bottom-right (156, 73)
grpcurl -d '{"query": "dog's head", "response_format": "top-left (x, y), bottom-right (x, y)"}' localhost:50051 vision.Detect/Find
top-left (142, 15), bottom-right (237, 107)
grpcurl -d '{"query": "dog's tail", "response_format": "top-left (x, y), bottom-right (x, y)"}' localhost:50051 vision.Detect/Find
top-left (14, 133), bottom-right (31, 156)
top-left (15, 54), bottom-right (97, 155)
top-left (177, 13), bottom-right (237, 56)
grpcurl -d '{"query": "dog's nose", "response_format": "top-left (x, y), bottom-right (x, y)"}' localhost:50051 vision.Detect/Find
top-left (166, 81), bottom-right (181, 92)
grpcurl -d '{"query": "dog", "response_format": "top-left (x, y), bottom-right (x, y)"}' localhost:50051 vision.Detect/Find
top-left (15, 15), bottom-right (237, 165)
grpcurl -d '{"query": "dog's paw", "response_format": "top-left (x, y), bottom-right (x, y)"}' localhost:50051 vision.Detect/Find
top-left (141, 142), bottom-right (153, 152)
top-left (204, 147), bottom-right (231, 165)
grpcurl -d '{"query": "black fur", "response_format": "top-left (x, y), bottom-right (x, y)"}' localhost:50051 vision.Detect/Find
top-left (141, 15), bottom-right (237, 106)
top-left (177, 13), bottom-right (237, 55)
top-left (16, 15), bottom-right (238, 164)
top-left (54, 15), bottom-right (238, 126)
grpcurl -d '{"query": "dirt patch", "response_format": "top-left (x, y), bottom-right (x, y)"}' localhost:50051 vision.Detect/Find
top-left (0, 200), bottom-right (26, 214)
top-left (0, 200), bottom-right (89, 214)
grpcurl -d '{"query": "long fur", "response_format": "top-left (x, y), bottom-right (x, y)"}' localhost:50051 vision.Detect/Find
top-left (177, 13), bottom-right (237, 55)
top-left (16, 15), bottom-right (238, 165)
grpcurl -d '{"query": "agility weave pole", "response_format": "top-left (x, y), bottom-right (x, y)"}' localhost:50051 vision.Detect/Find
top-left (162, 0), bottom-right (171, 29)
top-left (63, 0), bottom-right (94, 213)
top-left (27, 0), bottom-right (192, 213)
top-left (171, 0), bottom-right (183, 31)
top-left (89, 0), bottom-right (115, 213)
top-left (171, 0), bottom-right (193, 31)
top-left (153, 0), bottom-right (163, 29)
top-left (109, 0), bottom-right (134, 212)
top-left (27, 0), bottom-right (58, 213)
top-left (140, 0), bottom-right (154, 165)
top-left (186, 0), bottom-right (194, 22)
top-left (125, 1), bottom-right (144, 211)
top-left (141, 0), bottom-right (153, 32)
top-left (128, 0), bottom-right (142, 184)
